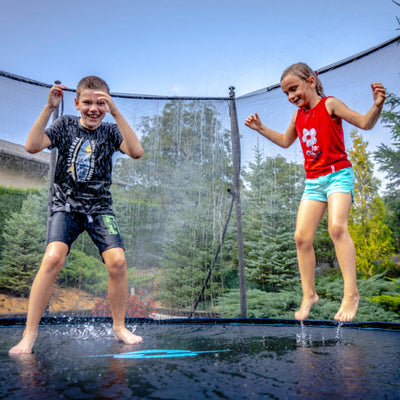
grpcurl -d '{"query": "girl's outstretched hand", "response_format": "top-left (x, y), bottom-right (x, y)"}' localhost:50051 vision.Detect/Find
top-left (371, 83), bottom-right (386, 107)
top-left (245, 112), bottom-right (262, 131)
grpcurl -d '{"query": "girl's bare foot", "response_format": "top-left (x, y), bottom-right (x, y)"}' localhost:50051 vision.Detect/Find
top-left (334, 292), bottom-right (359, 322)
top-left (295, 294), bottom-right (319, 321)
top-left (9, 330), bottom-right (38, 355)
top-left (113, 326), bottom-right (142, 345)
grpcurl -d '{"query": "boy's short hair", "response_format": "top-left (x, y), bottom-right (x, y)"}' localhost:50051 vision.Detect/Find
top-left (76, 76), bottom-right (110, 99)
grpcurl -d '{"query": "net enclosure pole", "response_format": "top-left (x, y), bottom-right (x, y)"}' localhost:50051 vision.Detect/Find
top-left (229, 86), bottom-right (247, 318)
top-left (47, 80), bottom-right (62, 224)
top-left (190, 189), bottom-right (236, 317)
top-left (44, 80), bottom-right (62, 315)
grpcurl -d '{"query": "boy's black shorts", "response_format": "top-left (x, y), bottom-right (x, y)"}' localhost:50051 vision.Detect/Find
top-left (47, 212), bottom-right (124, 255)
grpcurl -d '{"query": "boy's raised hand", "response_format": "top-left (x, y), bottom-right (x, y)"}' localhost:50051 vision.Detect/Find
top-left (48, 84), bottom-right (66, 110)
top-left (371, 83), bottom-right (386, 107)
top-left (94, 91), bottom-right (118, 116)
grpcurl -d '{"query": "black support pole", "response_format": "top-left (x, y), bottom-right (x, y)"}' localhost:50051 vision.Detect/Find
top-left (190, 189), bottom-right (236, 318)
top-left (47, 80), bottom-right (62, 225)
top-left (229, 86), bottom-right (247, 318)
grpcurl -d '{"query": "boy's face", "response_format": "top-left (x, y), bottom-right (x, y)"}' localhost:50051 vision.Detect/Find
top-left (75, 89), bottom-right (108, 130)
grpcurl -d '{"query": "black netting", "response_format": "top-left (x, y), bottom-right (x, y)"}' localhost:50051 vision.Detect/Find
top-left (1, 35), bottom-right (399, 322)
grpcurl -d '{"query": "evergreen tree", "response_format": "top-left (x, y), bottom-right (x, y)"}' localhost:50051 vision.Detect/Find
top-left (0, 186), bottom-right (40, 255)
top-left (313, 215), bottom-right (337, 268)
top-left (374, 92), bottom-right (400, 252)
top-left (242, 148), bottom-right (304, 290)
top-left (112, 99), bottom-right (233, 308)
top-left (111, 193), bottom-right (165, 271)
top-left (0, 192), bottom-right (47, 296)
top-left (157, 157), bottom-right (228, 308)
top-left (348, 130), bottom-right (395, 276)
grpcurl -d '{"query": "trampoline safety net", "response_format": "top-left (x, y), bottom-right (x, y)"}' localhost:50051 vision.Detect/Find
top-left (0, 36), bottom-right (399, 324)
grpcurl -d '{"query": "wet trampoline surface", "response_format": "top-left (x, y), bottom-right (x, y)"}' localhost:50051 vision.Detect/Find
top-left (1, 320), bottom-right (399, 399)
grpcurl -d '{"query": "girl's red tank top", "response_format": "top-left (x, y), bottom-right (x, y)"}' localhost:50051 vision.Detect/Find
top-left (295, 96), bottom-right (352, 179)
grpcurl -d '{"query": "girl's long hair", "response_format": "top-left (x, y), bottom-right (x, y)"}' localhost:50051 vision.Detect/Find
top-left (281, 62), bottom-right (325, 97)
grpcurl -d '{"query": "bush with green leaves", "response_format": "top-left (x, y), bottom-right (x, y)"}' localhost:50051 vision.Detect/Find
top-left (365, 276), bottom-right (400, 315)
top-left (92, 291), bottom-right (155, 317)
top-left (216, 288), bottom-right (302, 319)
top-left (216, 272), bottom-right (400, 322)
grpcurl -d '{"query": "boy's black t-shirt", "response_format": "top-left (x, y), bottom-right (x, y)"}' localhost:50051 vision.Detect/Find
top-left (45, 115), bottom-right (123, 215)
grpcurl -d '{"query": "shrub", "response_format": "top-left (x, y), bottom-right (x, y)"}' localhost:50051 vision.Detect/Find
top-left (216, 288), bottom-right (302, 319)
top-left (92, 292), bottom-right (155, 318)
top-left (216, 275), bottom-right (400, 322)
top-left (367, 294), bottom-right (400, 314)
top-left (59, 249), bottom-right (108, 296)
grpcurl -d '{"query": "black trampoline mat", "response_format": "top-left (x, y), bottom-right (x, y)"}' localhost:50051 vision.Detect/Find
top-left (1, 320), bottom-right (400, 399)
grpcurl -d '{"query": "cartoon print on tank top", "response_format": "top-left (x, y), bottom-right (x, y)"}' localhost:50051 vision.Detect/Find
top-left (67, 138), bottom-right (96, 181)
top-left (302, 128), bottom-right (321, 161)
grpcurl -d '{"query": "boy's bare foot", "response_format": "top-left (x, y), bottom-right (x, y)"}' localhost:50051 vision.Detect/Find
top-left (9, 330), bottom-right (38, 355)
top-left (295, 294), bottom-right (319, 321)
top-left (113, 326), bottom-right (142, 345)
top-left (334, 292), bottom-right (359, 322)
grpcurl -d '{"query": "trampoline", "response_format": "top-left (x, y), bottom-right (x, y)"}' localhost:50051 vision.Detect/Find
top-left (1, 318), bottom-right (400, 399)
top-left (1, 35), bottom-right (400, 400)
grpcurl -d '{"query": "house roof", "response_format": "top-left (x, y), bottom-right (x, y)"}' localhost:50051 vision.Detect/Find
top-left (0, 139), bottom-right (50, 165)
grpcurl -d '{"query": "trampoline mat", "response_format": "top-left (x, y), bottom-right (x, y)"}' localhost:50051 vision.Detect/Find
top-left (1, 321), bottom-right (399, 399)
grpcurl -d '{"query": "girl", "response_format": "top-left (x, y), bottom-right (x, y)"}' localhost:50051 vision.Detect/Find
top-left (245, 62), bottom-right (386, 322)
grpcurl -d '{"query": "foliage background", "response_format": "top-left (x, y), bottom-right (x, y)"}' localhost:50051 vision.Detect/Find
top-left (0, 92), bottom-right (399, 323)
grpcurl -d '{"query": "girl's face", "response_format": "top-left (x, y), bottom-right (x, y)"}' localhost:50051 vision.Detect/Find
top-left (280, 74), bottom-right (320, 110)
top-left (75, 89), bottom-right (108, 130)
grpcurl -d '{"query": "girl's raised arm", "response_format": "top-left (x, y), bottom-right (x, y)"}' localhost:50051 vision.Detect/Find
top-left (326, 83), bottom-right (386, 131)
top-left (245, 112), bottom-right (298, 148)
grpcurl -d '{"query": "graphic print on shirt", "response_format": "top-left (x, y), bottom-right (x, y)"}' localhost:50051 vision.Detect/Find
top-left (67, 138), bottom-right (96, 181)
top-left (302, 128), bottom-right (321, 161)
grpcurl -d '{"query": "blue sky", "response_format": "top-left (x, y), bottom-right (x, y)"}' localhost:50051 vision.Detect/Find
top-left (0, 0), bottom-right (398, 97)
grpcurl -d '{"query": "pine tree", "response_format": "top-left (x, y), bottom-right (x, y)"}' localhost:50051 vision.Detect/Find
top-left (0, 192), bottom-right (47, 296)
top-left (157, 155), bottom-right (228, 308)
top-left (348, 130), bottom-right (395, 276)
top-left (125, 100), bottom-right (233, 308)
top-left (374, 92), bottom-right (400, 252)
top-left (242, 148), bottom-right (303, 290)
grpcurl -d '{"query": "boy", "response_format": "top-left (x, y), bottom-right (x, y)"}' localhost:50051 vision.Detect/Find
top-left (9, 76), bottom-right (143, 354)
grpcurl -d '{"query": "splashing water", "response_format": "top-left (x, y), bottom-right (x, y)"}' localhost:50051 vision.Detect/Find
top-left (296, 321), bottom-right (344, 348)
top-left (296, 321), bottom-right (313, 347)
top-left (335, 321), bottom-right (344, 341)
top-left (56, 324), bottom-right (137, 341)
